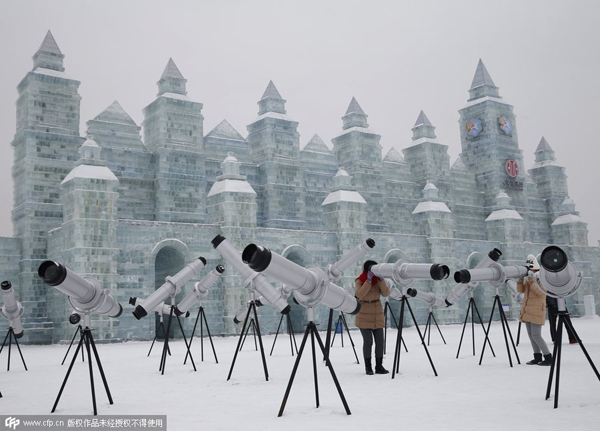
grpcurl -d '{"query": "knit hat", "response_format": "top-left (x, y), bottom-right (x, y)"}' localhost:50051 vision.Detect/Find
top-left (526, 254), bottom-right (540, 271)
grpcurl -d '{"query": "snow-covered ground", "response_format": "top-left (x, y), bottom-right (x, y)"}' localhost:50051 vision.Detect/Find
top-left (2, 317), bottom-right (599, 430)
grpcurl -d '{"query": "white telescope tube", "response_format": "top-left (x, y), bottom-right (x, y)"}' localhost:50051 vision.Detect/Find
top-left (406, 287), bottom-right (445, 308)
top-left (175, 265), bottom-right (225, 316)
top-left (1, 281), bottom-right (24, 338)
top-left (370, 259), bottom-right (449, 286)
top-left (327, 238), bottom-right (375, 281)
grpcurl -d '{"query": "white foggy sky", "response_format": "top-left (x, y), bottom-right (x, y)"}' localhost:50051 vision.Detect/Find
top-left (0, 0), bottom-right (598, 246)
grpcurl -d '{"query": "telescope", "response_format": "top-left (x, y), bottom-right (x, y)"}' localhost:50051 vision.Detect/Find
top-left (536, 246), bottom-right (582, 298)
top-left (406, 287), bottom-right (445, 308)
top-left (131, 257), bottom-right (207, 320)
top-left (175, 265), bottom-right (225, 316)
top-left (369, 259), bottom-right (449, 286)
top-left (454, 261), bottom-right (528, 286)
top-left (1, 281), bottom-right (24, 338)
top-left (212, 235), bottom-right (290, 314)
top-left (38, 261), bottom-right (123, 318)
top-left (128, 297), bottom-right (188, 317)
top-left (445, 248), bottom-right (502, 306)
top-left (327, 238), bottom-right (375, 282)
top-left (242, 244), bottom-right (361, 314)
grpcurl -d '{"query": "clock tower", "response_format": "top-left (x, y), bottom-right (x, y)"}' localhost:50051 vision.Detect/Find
top-left (458, 59), bottom-right (525, 213)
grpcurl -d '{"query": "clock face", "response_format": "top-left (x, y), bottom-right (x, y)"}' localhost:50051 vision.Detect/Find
top-left (498, 116), bottom-right (512, 135)
top-left (465, 118), bottom-right (482, 137)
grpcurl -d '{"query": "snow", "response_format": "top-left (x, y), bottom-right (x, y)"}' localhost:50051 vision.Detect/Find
top-left (464, 96), bottom-right (510, 108)
top-left (322, 190), bottom-right (367, 206)
top-left (159, 92), bottom-right (192, 102)
top-left (2, 318), bottom-right (599, 430)
top-left (412, 201), bottom-right (452, 214)
top-left (336, 126), bottom-right (378, 137)
top-left (531, 160), bottom-right (559, 169)
top-left (485, 209), bottom-right (523, 221)
top-left (252, 111), bottom-right (296, 123)
top-left (552, 214), bottom-right (586, 226)
top-left (61, 165), bottom-right (119, 184)
top-left (33, 67), bottom-right (72, 80)
top-left (207, 179), bottom-right (256, 197)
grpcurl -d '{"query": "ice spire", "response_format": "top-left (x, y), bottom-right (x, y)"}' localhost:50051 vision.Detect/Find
top-left (258, 81), bottom-right (286, 115)
top-left (33, 30), bottom-right (65, 71)
top-left (157, 58), bottom-right (187, 96)
top-left (468, 59), bottom-right (500, 100)
top-left (342, 97), bottom-right (368, 129)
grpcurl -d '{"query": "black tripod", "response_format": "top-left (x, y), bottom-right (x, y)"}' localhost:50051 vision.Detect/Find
top-left (52, 314), bottom-right (112, 416)
top-left (227, 295), bottom-right (268, 381)
top-left (391, 294), bottom-right (437, 379)
top-left (422, 307), bottom-right (446, 346)
top-left (478, 287), bottom-right (520, 367)
top-left (184, 306), bottom-right (218, 364)
top-left (546, 298), bottom-right (600, 408)
top-left (456, 292), bottom-right (496, 358)
top-left (0, 327), bottom-right (27, 371)
top-left (383, 299), bottom-right (407, 355)
top-left (158, 302), bottom-right (196, 375)
top-left (239, 318), bottom-right (259, 351)
top-left (328, 312), bottom-right (359, 364)
top-left (270, 312), bottom-right (298, 356)
top-left (278, 307), bottom-right (351, 416)
top-left (148, 314), bottom-right (171, 357)
top-left (61, 325), bottom-right (85, 365)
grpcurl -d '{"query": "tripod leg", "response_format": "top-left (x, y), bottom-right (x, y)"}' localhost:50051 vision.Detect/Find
top-left (159, 308), bottom-right (174, 375)
top-left (83, 332), bottom-right (98, 416)
top-left (87, 331), bottom-right (114, 405)
top-left (184, 308), bottom-right (201, 365)
top-left (52, 333), bottom-right (85, 413)
top-left (456, 299), bottom-right (472, 358)
top-left (431, 313), bottom-right (446, 344)
top-left (202, 309), bottom-right (219, 363)
top-left (7, 329), bottom-right (12, 371)
top-left (340, 315), bottom-right (345, 348)
top-left (384, 303), bottom-right (389, 355)
top-left (341, 312), bottom-right (359, 364)
top-left (313, 325), bottom-right (351, 415)
top-left (62, 326), bottom-right (80, 365)
top-left (270, 313), bottom-right (285, 356)
top-left (239, 318), bottom-right (253, 351)
top-left (324, 308), bottom-right (334, 363)
top-left (478, 297), bottom-right (497, 365)
top-left (330, 316), bottom-right (339, 347)
top-left (0, 329), bottom-right (9, 355)
top-left (499, 299), bottom-right (520, 365)
top-left (392, 299), bottom-right (406, 379)
top-left (472, 300), bottom-right (495, 357)
top-left (227, 305), bottom-right (253, 381)
top-left (405, 300), bottom-right (438, 376)
top-left (278, 323), bottom-right (311, 417)
top-left (251, 303), bottom-right (269, 381)
top-left (551, 317), bottom-right (564, 407)
top-left (177, 315), bottom-right (196, 371)
top-left (310, 328), bottom-right (319, 408)
top-left (425, 313), bottom-right (432, 346)
top-left (390, 305), bottom-right (408, 353)
top-left (148, 327), bottom-right (159, 357)
top-left (496, 298), bottom-right (514, 367)
top-left (287, 314), bottom-right (298, 355)
top-left (200, 311), bottom-right (204, 362)
top-left (516, 321), bottom-right (521, 346)
top-left (251, 319), bottom-right (258, 351)
top-left (11, 330), bottom-right (28, 371)
top-left (562, 316), bottom-right (600, 380)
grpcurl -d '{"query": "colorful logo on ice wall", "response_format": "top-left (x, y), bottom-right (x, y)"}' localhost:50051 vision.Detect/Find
top-left (498, 116), bottom-right (512, 135)
top-left (505, 159), bottom-right (519, 178)
top-left (465, 118), bottom-right (482, 137)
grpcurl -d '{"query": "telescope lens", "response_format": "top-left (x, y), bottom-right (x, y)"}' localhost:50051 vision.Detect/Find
top-left (366, 238), bottom-right (375, 248)
top-left (541, 246), bottom-right (568, 273)
top-left (38, 261), bottom-right (68, 286)
top-left (454, 269), bottom-right (470, 284)
top-left (430, 264), bottom-right (450, 281)
top-left (69, 313), bottom-right (81, 325)
top-left (1, 280), bottom-right (11, 290)
top-left (489, 248), bottom-right (502, 261)
top-left (242, 244), bottom-right (272, 272)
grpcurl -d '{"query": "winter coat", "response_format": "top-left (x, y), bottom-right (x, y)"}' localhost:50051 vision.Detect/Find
top-left (517, 276), bottom-right (547, 326)
top-left (354, 277), bottom-right (390, 329)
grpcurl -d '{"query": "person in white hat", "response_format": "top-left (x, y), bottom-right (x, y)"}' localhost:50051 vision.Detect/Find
top-left (517, 255), bottom-right (552, 366)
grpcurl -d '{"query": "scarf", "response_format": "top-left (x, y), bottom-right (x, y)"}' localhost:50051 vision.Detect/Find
top-left (357, 271), bottom-right (379, 286)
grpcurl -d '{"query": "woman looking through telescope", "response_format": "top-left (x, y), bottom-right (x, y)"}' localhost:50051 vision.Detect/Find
top-left (518, 255), bottom-right (552, 366)
top-left (355, 260), bottom-right (390, 375)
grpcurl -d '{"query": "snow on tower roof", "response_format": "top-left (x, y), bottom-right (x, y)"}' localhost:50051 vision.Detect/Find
top-left (485, 209), bottom-right (523, 222)
top-left (62, 165), bottom-right (118, 184)
top-left (322, 190), bottom-right (367, 206)
top-left (412, 201), bottom-right (452, 214)
top-left (345, 97), bottom-right (366, 116)
top-left (470, 59), bottom-right (496, 90)
top-left (160, 58), bottom-right (185, 80)
top-left (92, 101), bottom-right (137, 126)
top-left (302, 134), bottom-right (331, 153)
top-left (206, 120), bottom-right (246, 142)
top-left (414, 110), bottom-right (433, 127)
top-left (552, 214), bottom-right (586, 226)
top-left (37, 30), bottom-right (62, 55)
top-left (383, 147), bottom-right (404, 163)
top-left (535, 137), bottom-right (553, 153)
top-left (261, 80), bottom-right (283, 100)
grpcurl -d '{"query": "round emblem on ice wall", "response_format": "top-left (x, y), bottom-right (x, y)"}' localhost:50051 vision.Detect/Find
top-left (505, 159), bottom-right (519, 178)
top-left (498, 116), bottom-right (512, 135)
top-left (465, 118), bottom-right (482, 137)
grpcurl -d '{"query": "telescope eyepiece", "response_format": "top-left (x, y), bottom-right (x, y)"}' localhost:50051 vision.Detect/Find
top-left (489, 248), bottom-right (502, 261)
top-left (242, 244), bottom-right (272, 272)
top-left (541, 246), bottom-right (568, 273)
top-left (430, 264), bottom-right (450, 281)
top-left (366, 238), bottom-right (375, 249)
top-left (216, 264), bottom-right (225, 274)
top-left (406, 288), bottom-right (418, 298)
top-left (38, 261), bottom-right (68, 287)
top-left (211, 234), bottom-right (226, 249)
top-left (69, 313), bottom-right (81, 325)
top-left (132, 305), bottom-right (148, 320)
top-left (129, 297), bottom-right (137, 306)
top-left (454, 269), bottom-right (471, 284)
top-left (1, 280), bottom-right (11, 290)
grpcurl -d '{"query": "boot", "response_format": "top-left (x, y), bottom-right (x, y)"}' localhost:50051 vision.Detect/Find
top-left (538, 353), bottom-right (553, 366)
top-left (375, 357), bottom-right (389, 374)
top-left (365, 358), bottom-right (374, 375)
top-left (526, 353), bottom-right (542, 365)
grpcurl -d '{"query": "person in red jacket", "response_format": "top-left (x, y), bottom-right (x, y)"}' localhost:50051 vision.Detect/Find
top-left (518, 255), bottom-right (552, 366)
top-left (355, 260), bottom-right (390, 375)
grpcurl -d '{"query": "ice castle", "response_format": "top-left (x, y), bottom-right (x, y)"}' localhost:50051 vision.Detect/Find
top-left (1, 31), bottom-right (599, 344)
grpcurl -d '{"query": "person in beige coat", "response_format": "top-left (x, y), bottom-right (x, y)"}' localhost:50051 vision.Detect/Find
top-left (355, 260), bottom-right (390, 375)
top-left (517, 254), bottom-right (552, 366)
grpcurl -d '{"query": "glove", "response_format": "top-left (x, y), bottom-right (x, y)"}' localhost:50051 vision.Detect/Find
top-left (527, 270), bottom-right (534, 278)
top-left (367, 271), bottom-right (374, 283)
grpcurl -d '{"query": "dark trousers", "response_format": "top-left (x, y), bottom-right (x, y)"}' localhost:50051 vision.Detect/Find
top-left (548, 307), bottom-right (576, 342)
top-left (360, 328), bottom-right (384, 359)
